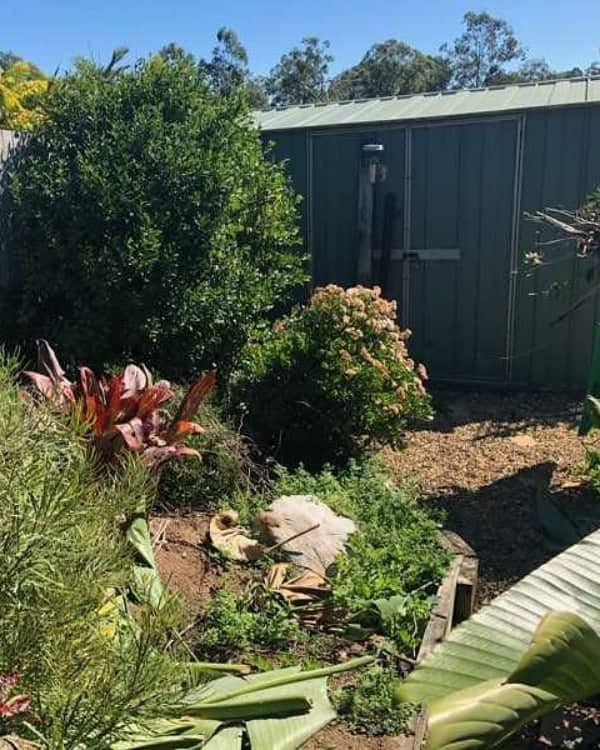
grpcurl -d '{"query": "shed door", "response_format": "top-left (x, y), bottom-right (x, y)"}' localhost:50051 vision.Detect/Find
top-left (395, 120), bottom-right (519, 383)
top-left (310, 129), bottom-right (406, 287)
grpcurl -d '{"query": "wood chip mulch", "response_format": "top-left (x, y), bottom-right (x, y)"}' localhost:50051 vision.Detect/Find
top-left (383, 390), bottom-right (596, 604)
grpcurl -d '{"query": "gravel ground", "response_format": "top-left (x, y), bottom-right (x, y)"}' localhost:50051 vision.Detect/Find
top-left (384, 390), bottom-right (595, 603)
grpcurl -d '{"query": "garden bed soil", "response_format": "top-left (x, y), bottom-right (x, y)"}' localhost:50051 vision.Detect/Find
top-left (151, 514), bottom-right (257, 615)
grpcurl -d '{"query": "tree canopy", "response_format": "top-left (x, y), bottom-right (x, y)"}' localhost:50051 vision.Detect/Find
top-left (265, 37), bottom-right (333, 106)
top-left (2, 12), bottom-right (598, 113)
top-left (198, 27), bottom-right (268, 108)
top-left (330, 40), bottom-right (450, 100)
top-left (440, 11), bottom-right (526, 88)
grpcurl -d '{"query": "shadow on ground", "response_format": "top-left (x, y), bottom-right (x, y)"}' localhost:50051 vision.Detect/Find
top-left (427, 388), bottom-right (583, 437)
top-left (429, 461), bottom-right (600, 604)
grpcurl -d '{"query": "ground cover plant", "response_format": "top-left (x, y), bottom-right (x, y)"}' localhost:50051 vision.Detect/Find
top-left (189, 458), bottom-right (449, 735)
top-left (334, 665), bottom-right (412, 736)
top-left (233, 284), bottom-right (432, 467)
top-left (273, 459), bottom-right (450, 653)
top-left (0, 50), bottom-right (306, 379)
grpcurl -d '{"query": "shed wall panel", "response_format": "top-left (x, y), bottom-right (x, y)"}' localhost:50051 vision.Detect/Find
top-left (512, 107), bottom-right (600, 390)
top-left (264, 102), bottom-right (600, 390)
top-left (407, 120), bottom-right (517, 382)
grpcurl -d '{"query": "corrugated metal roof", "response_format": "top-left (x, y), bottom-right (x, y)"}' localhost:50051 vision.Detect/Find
top-left (255, 76), bottom-right (600, 131)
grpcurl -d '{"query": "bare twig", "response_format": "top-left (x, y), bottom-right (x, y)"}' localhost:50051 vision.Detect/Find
top-left (261, 522), bottom-right (321, 556)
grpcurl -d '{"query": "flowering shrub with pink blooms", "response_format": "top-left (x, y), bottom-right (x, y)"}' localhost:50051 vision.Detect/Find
top-left (234, 285), bottom-right (432, 467)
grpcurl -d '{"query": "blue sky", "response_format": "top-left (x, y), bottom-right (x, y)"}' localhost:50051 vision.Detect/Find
top-left (4, 0), bottom-right (600, 77)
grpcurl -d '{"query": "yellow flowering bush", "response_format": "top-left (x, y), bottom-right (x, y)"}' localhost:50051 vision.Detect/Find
top-left (0, 60), bottom-right (48, 130)
top-left (235, 285), bottom-right (432, 467)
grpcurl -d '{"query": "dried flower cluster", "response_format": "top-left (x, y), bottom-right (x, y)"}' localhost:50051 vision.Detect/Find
top-left (236, 285), bottom-right (431, 466)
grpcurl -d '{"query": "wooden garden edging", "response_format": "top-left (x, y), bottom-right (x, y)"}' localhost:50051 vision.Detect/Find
top-left (397, 531), bottom-right (479, 750)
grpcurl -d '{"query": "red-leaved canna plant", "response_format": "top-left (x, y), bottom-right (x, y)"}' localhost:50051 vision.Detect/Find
top-left (24, 340), bottom-right (216, 470)
top-left (0, 672), bottom-right (31, 721)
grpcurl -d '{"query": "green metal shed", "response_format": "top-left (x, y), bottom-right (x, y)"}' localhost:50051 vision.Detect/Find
top-left (255, 77), bottom-right (600, 390)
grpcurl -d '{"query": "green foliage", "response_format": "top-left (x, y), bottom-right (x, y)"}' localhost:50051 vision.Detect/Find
top-left (440, 11), bottom-right (525, 88)
top-left (396, 527), bottom-right (600, 748)
top-left (0, 351), bottom-right (184, 747)
top-left (0, 51), bottom-right (305, 379)
top-left (265, 37), bottom-right (333, 106)
top-left (334, 665), bottom-right (412, 736)
top-left (157, 401), bottom-right (259, 509)
top-left (234, 284), bottom-right (432, 468)
top-left (330, 40), bottom-right (450, 100)
top-left (586, 443), bottom-right (600, 494)
top-left (397, 611), bottom-right (600, 750)
top-left (274, 459), bottom-right (450, 653)
top-left (198, 589), bottom-right (308, 654)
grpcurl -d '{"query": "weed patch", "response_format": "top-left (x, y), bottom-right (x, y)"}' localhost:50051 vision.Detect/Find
top-left (334, 665), bottom-right (414, 736)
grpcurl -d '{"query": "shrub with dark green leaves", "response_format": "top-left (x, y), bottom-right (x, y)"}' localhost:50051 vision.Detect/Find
top-left (234, 284), bottom-right (432, 467)
top-left (0, 51), bottom-right (305, 378)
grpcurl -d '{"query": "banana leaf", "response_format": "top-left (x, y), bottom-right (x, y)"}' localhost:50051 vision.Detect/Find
top-left (127, 515), bottom-right (164, 609)
top-left (395, 527), bottom-right (600, 749)
top-left (115, 656), bottom-right (373, 750)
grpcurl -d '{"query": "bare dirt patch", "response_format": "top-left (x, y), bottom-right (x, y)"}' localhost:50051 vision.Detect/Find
top-left (304, 724), bottom-right (412, 750)
top-left (151, 512), bottom-right (253, 615)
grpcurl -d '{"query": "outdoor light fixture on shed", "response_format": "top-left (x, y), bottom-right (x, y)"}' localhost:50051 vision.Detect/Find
top-left (357, 143), bottom-right (386, 284)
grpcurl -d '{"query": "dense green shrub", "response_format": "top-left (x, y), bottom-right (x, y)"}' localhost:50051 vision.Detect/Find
top-left (234, 284), bottom-right (432, 467)
top-left (0, 51), bottom-right (305, 378)
top-left (0, 352), bottom-right (184, 747)
top-left (274, 459), bottom-right (450, 653)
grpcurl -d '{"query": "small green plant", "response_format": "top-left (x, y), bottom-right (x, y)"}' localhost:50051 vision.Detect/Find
top-left (334, 665), bottom-right (413, 736)
top-left (586, 444), bottom-right (600, 494)
top-left (234, 284), bottom-right (432, 467)
top-left (274, 459), bottom-right (450, 653)
top-left (197, 588), bottom-right (308, 656)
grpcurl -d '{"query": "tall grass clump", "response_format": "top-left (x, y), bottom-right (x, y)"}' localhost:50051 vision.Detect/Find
top-left (0, 351), bottom-right (183, 748)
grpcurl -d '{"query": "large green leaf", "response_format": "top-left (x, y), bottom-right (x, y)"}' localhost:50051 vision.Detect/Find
top-left (115, 657), bottom-right (373, 750)
top-left (395, 527), bottom-right (600, 749)
top-left (242, 670), bottom-right (336, 750)
top-left (398, 527), bottom-right (600, 705)
top-left (426, 680), bottom-right (558, 750)
top-left (127, 515), bottom-right (165, 609)
top-left (415, 612), bottom-right (600, 749)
